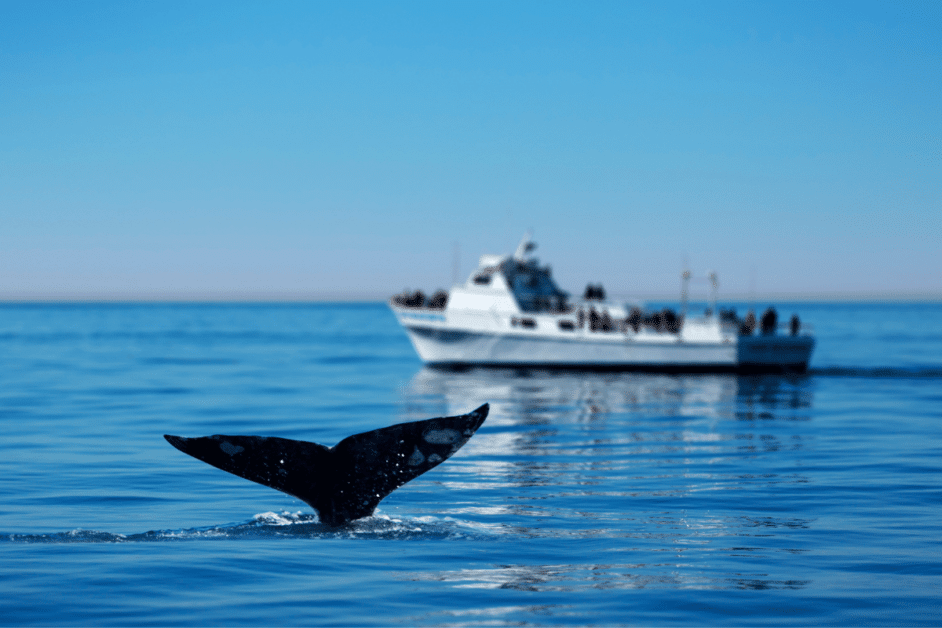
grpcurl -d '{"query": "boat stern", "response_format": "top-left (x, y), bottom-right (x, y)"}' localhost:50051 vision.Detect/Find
top-left (737, 334), bottom-right (816, 373)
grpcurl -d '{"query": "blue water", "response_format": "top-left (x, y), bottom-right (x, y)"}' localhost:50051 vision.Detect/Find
top-left (1, 302), bottom-right (940, 626)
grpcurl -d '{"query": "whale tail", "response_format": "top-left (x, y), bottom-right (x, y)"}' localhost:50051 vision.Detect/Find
top-left (164, 403), bottom-right (488, 526)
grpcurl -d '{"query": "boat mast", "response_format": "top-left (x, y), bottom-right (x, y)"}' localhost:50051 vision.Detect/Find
top-left (708, 271), bottom-right (718, 316)
top-left (681, 268), bottom-right (690, 318)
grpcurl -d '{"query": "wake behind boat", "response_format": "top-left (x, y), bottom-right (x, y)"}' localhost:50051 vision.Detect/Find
top-left (390, 235), bottom-right (814, 373)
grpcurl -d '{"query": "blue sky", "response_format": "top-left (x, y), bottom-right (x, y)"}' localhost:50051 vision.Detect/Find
top-left (2, 1), bottom-right (939, 300)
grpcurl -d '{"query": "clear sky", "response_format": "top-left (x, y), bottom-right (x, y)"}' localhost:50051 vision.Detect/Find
top-left (2, 1), bottom-right (940, 300)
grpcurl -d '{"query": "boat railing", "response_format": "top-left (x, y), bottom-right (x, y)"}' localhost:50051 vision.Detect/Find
top-left (740, 322), bottom-right (815, 337)
top-left (778, 322), bottom-right (814, 336)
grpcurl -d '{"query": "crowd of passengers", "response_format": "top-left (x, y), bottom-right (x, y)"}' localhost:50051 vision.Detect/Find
top-left (737, 307), bottom-right (802, 336)
top-left (392, 289), bottom-right (448, 309)
top-left (570, 306), bottom-right (682, 333)
top-left (573, 305), bottom-right (799, 336)
top-left (393, 285), bottom-right (802, 336)
top-left (577, 284), bottom-right (800, 336)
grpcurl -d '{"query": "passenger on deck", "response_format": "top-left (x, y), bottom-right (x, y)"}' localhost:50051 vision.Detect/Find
top-left (790, 314), bottom-right (800, 336)
top-left (583, 284), bottom-right (606, 301)
top-left (601, 309), bottom-right (613, 332)
top-left (627, 307), bottom-right (642, 333)
top-left (394, 289), bottom-right (427, 308)
top-left (652, 310), bottom-right (664, 332)
top-left (663, 308), bottom-right (680, 334)
top-left (428, 290), bottom-right (448, 309)
top-left (760, 307), bottom-right (777, 335)
top-left (741, 310), bottom-right (756, 335)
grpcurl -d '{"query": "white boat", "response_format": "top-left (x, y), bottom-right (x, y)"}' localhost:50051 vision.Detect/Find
top-left (390, 235), bottom-right (815, 372)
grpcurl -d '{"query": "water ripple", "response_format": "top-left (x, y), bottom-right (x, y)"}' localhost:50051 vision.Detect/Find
top-left (1, 512), bottom-right (504, 544)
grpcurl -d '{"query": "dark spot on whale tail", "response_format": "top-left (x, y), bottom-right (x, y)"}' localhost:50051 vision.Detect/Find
top-left (164, 403), bottom-right (489, 526)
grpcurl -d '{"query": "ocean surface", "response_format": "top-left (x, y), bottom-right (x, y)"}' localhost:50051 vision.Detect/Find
top-left (1, 301), bottom-right (940, 626)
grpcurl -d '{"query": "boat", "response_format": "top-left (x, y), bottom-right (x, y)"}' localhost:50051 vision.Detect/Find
top-left (390, 234), bottom-right (815, 372)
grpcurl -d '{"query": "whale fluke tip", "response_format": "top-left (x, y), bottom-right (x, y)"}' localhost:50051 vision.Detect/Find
top-left (164, 434), bottom-right (186, 451)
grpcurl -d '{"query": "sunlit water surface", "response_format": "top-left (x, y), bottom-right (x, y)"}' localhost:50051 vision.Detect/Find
top-left (1, 302), bottom-right (940, 625)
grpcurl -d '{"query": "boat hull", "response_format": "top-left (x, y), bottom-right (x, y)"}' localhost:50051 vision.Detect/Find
top-left (399, 323), bottom-right (814, 373)
top-left (737, 335), bottom-right (815, 372)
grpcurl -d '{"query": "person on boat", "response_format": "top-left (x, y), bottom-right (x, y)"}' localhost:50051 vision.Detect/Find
top-left (627, 307), bottom-right (642, 333)
top-left (583, 283), bottom-right (606, 301)
top-left (663, 308), bottom-right (680, 334)
top-left (760, 307), bottom-right (777, 335)
top-left (600, 309), bottom-right (613, 332)
top-left (428, 290), bottom-right (448, 309)
top-left (741, 310), bottom-right (756, 335)
top-left (652, 310), bottom-right (664, 332)
top-left (394, 289), bottom-right (426, 308)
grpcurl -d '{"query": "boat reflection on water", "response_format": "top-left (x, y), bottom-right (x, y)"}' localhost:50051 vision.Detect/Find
top-left (399, 367), bottom-right (815, 593)
top-left (404, 366), bottom-right (812, 427)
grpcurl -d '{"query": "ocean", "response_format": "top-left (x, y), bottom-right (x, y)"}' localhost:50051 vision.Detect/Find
top-left (1, 301), bottom-right (940, 626)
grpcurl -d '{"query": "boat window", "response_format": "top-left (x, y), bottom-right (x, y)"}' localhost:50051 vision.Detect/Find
top-left (504, 260), bottom-right (569, 314)
top-left (473, 272), bottom-right (492, 285)
top-left (558, 320), bottom-right (575, 331)
top-left (520, 318), bottom-right (536, 329)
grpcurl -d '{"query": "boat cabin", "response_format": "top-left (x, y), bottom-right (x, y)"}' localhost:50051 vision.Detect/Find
top-left (470, 255), bottom-right (570, 314)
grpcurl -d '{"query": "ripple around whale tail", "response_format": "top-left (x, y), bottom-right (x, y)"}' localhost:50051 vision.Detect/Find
top-left (2, 512), bottom-right (504, 544)
top-left (164, 404), bottom-right (489, 526)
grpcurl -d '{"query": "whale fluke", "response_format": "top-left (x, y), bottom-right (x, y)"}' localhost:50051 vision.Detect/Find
top-left (164, 404), bottom-right (488, 526)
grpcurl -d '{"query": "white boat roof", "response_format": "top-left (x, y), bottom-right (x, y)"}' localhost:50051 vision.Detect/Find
top-left (478, 254), bottom-right (506, 268)
top-left (475, 233), bottom-right (535, 271)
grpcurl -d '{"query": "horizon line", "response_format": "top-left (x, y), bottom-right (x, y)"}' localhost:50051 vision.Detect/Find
top-left (2, 290), bottom-right (941, 304)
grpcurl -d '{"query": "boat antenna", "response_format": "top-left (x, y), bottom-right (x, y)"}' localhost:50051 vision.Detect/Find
top-left (681, 267), bottom-right (691, 318)
top-left (749, 264), bottom-right (756, 309)
top-left (708, 270), bottom-right (718, 316)
top-left (513, 231), bottom-right (535, 261)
